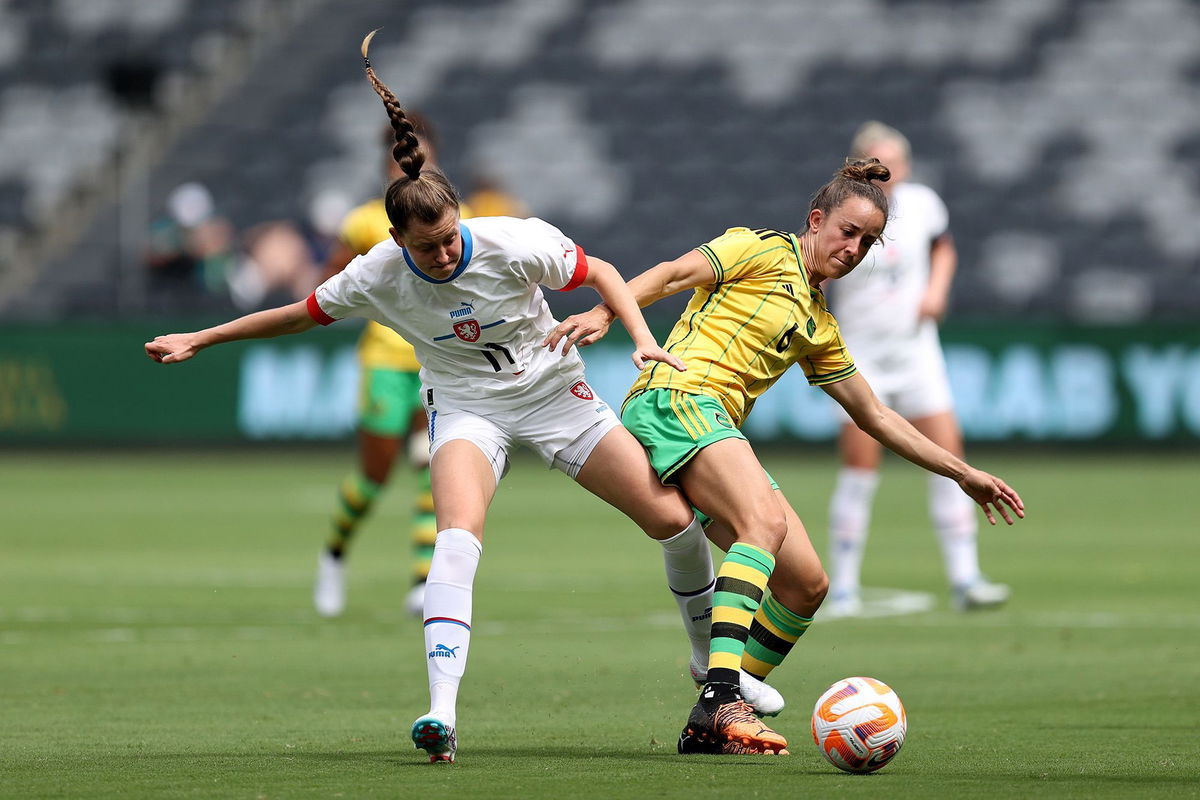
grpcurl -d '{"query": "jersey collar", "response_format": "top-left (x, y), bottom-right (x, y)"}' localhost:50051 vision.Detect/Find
top-left (402, 223), bottom-right (474, 284)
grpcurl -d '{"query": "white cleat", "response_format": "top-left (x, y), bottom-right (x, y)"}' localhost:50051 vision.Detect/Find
top-left (314, 551), bottom-right (346, 618)
top-left (405, 581), bottom-right (426, 619)
top-left (411, 714), bottom-right (457, 763)
top-left (953, 577), bottom-right (1011, 611)
top-left (823, 591), bottom-right (864, 619)
top-left (689, 655), bottom-right (786, 718)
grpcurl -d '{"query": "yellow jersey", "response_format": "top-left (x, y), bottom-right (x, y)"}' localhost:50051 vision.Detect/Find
top-left (339, 198), bottom-right (471, 371)
top-left (624, 227), bottom-right (856, 426)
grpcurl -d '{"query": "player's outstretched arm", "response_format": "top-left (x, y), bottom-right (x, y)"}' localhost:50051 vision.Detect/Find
top-left (822, 373), bottom-right (1025, 525)
top-left (145, 300), bottom-right (318, 364)
top-left (545, 255), bottom-right (685, 371)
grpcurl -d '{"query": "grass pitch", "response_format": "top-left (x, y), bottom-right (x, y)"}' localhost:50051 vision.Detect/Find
top-left (1, 449), bottom-right (1196, 798)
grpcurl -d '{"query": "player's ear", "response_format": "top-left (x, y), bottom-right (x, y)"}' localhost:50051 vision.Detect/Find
top-left (390, 226), bottom-right (405, 248)
top-left (807, 208), bottom-right (825, 232)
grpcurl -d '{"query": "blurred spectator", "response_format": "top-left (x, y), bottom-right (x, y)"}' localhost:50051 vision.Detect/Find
top-left (144, 181), bottom-right (236, 308)
top-left (227, 220), bottom-right (320, 312)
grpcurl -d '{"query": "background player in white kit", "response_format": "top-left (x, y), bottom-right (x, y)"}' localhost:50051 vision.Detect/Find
top-left (825, 122), bottom-right (1010, 616)
top-left (144, 31), bottom-right (787, 765)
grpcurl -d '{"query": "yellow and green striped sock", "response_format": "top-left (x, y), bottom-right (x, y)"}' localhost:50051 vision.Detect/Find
top-left (707, 542), bottom-right (775, 689)
top-left (742, 594), bottom-right (813, 680)
top-left (411, 465), bottom-right (436, 584)
top-left (328, 473), bottom-right (382, 558)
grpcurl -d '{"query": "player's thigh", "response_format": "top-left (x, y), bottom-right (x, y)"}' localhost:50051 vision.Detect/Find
top-left (428, 440), bottom-right (498, 540)
top-left (427, 410), bottom-right (510, 539)
top-left (572, 425), bottom-right (694, 539)
top-left (678, 438), bottom-right (786, 548)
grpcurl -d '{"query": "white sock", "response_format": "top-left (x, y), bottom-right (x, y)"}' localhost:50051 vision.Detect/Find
top-left (929, 475), bottom-right (980, 588)
top-left (659, 516), bottom-right (714, 668)
top-left (828, 467), bottom-right (880, 597)
top-left (422, 528), bottom-right (482, 726)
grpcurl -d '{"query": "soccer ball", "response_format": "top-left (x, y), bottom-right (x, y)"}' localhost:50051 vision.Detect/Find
top-left (811, 676), bottom-right (907, 773)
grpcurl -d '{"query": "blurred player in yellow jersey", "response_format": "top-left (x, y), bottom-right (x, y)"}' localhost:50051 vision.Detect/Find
top-left (315, 116), bottom-right (510, 618)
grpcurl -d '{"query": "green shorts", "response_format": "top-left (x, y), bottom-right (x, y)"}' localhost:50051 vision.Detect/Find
top-left (622, 389), bottom-right (778, 529)
top-left (359, 367), bottom-right (423, 437)
top-left (621, 389), bottom-right (748, 485)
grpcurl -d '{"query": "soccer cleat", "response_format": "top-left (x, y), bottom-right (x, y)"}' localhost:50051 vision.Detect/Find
top-left (952, 577), bottom-right (1010, 611)
top-left (314, 550), bottom-right (346, 618)
top-left (404, 580), bottom-right (426, 619)
top-left (823, 591), bottom-right (863, 619)
top-left (678, 688), bottom-right (789, 755)
top-left (411, 714), bottom-right (457, 763)
top-left (688, 656), bottom-right (785, 717)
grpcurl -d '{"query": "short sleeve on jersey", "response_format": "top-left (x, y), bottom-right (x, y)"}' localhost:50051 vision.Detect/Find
top-left (309, 257), bottom-right (372, 324)
top-left (508, 217), bottom-right (588, 290)
top-left (696, 227), bottom-right (785, 283)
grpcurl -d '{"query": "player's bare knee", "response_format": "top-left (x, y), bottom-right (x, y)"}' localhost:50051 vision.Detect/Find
top-left (641, 504), bottom-right (697, 540)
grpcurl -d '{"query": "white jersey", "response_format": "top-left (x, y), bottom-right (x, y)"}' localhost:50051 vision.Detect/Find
top-left (830, 181), bottom-right (949, 351)
top-left (307, 216), bottom-right (590, 411)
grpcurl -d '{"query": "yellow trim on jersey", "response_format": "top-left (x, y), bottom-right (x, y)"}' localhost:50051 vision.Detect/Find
top-left (625, 227), bottom-right (855, 427)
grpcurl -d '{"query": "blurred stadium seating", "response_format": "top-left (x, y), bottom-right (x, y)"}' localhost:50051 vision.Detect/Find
top-left (0, 0), bottom-right (1198, 322)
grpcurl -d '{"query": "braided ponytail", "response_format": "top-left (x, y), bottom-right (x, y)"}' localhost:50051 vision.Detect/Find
top-left (360, 30), bottom-right (460, 230)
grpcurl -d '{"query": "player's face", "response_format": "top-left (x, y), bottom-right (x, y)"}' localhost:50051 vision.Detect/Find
top-left (394, 207), bottom-right (462, 278)
top-left (809, 196), bottom-right (885, 281)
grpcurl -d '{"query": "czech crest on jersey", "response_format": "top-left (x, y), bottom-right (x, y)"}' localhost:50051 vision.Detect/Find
top-left (569, 380), bottom-right (594, 400)
top-left (453, 319), bottom-right (481, 342)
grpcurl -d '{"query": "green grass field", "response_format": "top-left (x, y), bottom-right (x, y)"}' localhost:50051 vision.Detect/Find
top-left (1, 449), bottom-right (1196, 798)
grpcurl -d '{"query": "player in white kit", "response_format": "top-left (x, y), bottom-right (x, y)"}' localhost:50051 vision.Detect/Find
top-left (825, 122), bottom-right (1010, 616)
top-left (144, 30), bottom-right (787, 764)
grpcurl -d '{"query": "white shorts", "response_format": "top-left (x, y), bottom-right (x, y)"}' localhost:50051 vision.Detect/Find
top-left (424, 379), bottom-right (621, 485)
top-left (836, 334), bottom-right (954, 423)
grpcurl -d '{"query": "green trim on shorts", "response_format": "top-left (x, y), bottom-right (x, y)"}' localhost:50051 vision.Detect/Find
top-left (621, 389), bottom-right (746, 485)
top-left (359, 367), bottom-right (423, 437)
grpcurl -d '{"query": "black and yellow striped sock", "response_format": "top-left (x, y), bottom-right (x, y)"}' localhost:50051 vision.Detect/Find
top-left (707, 542), bottom-right (776, 692)
top-left (411, 465), bottom-right (436, 584)
top-left (328, 473), bottom-right (382, 558)
top-left (742, 594), bottom-right (813, 680)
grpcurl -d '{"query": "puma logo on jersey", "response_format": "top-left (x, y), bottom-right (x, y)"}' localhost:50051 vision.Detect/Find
top-left (449, 302), bottom-right (475, 319)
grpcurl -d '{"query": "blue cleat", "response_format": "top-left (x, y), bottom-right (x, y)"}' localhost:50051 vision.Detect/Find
top-left (411, 715), bottom-right (457, 763)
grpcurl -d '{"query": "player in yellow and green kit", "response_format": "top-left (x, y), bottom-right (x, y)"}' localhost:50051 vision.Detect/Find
top-left (546, 159), bottom-right (1025, 755)
top-left (315, 118), bottom-right (479, 618)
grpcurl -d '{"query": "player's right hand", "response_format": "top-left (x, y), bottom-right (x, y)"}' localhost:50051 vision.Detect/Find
top-left (145, 333), bottom-right (199, 364)
top-left (957, 468), bottom-right (1024, 526)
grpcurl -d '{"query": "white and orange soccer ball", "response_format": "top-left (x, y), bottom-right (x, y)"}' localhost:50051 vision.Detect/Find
top-left (811, 676), bottom-right (907, 773)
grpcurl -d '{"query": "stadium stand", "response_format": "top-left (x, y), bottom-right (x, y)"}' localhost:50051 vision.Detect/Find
top-left (1, 0), bottom-right (1197, 322)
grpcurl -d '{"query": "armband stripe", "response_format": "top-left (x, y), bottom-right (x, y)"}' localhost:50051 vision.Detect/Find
top-left (306, 293), bottom-right (337, 326)
top-left (560, 245), bottom-right (588, 291)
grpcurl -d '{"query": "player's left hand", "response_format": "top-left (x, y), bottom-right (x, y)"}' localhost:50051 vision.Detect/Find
top-left (957, 468), bottom-right (1024, 525)
top-left (632, 346), bottom-right (685, 372)
top-left (543, 308), bottom-right (614, 356)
